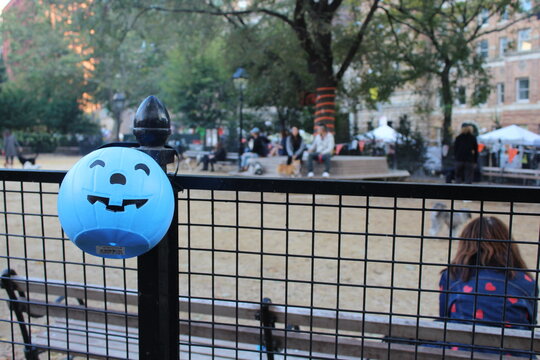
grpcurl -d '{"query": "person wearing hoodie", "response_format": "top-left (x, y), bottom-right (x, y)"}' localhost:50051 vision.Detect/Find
top-left (307, 124), bottom-right (334, 178)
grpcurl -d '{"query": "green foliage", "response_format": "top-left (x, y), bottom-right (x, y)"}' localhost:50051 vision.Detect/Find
top-left (382, 0), bottom-right (525, 148)
top-left (159, 39), bottom-right (233, 128)
top-left (0, 49), bottom-right (6, 85)
top-left (16, 131), bottom-right (59, 153)
top-left (0, 87), bottom-right (37, 129)
top-left (395, 115), bottom-right (427, 174)
top-left (2, 2), bottom-right (87, 101)
top-left (226, 21), bottom-right (314, 131)
top-left (1, 1), bottom-right (97, 136)
top-left (0, 84), bottom-right (97, 135)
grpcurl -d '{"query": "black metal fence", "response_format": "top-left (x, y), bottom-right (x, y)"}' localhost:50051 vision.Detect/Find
top-left (0, 169), bottom-right (539, 359)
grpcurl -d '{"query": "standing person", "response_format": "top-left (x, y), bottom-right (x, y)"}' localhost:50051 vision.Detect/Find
top-left (307, 124), bottom-right (334, 178)
top-left (453, 123), bottom-right (478, 184)
top-left (438, 216), bottom-right (537, 355)
top-left (3, 130), bottom-right (20, 168)
top-left (286, 126), bottom-right (306, 165)
top-left (239, 128), bottom-right (269, 171)
top-left (201, 141), bottom-right (227, 172)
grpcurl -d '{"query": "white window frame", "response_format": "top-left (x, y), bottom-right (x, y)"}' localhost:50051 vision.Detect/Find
top-left (518, 29), bottom-right (532, 52)
top-left (499, 37), bottom-right (508, 57)
top-left (478, 40), bottom-right (489, 59)
top-left (516, 78), bottom-right (529, 102)
top-left (497, 83), bottom-right (505, 104)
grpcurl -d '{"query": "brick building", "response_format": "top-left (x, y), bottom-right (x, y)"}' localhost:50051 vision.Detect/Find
top-left (356, 7), bottom-right (540, 142)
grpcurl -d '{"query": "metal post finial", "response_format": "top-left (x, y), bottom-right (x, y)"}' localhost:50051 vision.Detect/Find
top-left (133, 95), bottom-right (174, 168)
top-left (133, 95), bottom-right (172, 148)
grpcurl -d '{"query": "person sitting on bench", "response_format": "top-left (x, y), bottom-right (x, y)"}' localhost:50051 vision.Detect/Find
top-left (286, 126), bottom-right (306, 165)
top-left (307, 124), bottom-right (334, 178)
top-left (438, 216), bottom-right (537, 355)
top-left (240, 128), bottom-right (269, 171)
top-left (201, 140), bottom-right (226, 171)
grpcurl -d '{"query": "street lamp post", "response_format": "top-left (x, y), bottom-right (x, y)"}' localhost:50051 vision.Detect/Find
top-left (112, 92), bottom-right (126, 141)
top-left (232, 68), bottom-right (248, 171)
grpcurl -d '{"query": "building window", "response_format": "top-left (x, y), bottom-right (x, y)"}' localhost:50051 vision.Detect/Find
top-left (499, 37), bottom-right (508, 57)
top-left (479, 9), bottom-right (489, 26)
top-left (518, 29), bottom-right (532, 51)
top-left (497, 83), bottom-right (505, 104)
top-left (516, 78), bottom-right (529, 102)
top-left (500, 7), bottom-right (509, 21)
top-left (478, 40), bottom-right (489, 59)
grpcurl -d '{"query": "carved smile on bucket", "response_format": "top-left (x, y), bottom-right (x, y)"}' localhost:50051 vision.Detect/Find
top-left (87, 195), bottom-right (148, 212)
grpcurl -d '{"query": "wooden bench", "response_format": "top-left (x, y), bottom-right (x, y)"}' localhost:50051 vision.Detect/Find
top-left (244, 156), bottom-right (409, 180)
top-left (2, 269), bottom-right (538, 359)
top-left (182, 150), bottom-right (238, 171)
top-left (482, 166), bottom-right (540, 185)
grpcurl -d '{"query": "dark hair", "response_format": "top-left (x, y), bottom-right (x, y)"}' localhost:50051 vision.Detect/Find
top-left (447, 216), bottom-right (528, 281)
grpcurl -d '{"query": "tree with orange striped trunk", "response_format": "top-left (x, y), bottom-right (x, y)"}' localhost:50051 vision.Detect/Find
top-left (131, 0), bottom-right (382, 132)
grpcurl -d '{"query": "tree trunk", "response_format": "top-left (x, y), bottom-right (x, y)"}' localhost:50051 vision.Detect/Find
top-left (439, 67), bottom-right (454, 168)
top-left (313, 68), bottom-right (337, 132)
top-left (276, 107), bottom-right (287, 135)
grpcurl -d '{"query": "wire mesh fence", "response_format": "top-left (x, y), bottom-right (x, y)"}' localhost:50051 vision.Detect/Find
top-left (0, 170), bottom-right (538, 359)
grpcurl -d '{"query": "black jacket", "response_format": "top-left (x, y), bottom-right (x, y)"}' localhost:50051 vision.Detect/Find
top-left (251, 136), bottom-right (269, 157)
top-left (454, 133), bottom-right (478, 163)
top-left (213, 147), bottom-right (227, 161)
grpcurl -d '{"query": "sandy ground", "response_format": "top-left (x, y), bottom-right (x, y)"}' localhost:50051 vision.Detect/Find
top-left (0, 155), bottom-right (538, 359)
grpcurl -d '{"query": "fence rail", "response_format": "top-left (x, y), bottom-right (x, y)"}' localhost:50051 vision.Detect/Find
top-left (0, 169), bottom-right (538, 359)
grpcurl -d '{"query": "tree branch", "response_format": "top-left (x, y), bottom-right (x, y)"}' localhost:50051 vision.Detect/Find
top-left (382, 3), bottom-right (446, 60)
top-left (290, 0), bottom-right (317, 68)
top-left (467, 6), bottom-right (532, 42)
top-left (135, 4), bottom-right (295, 28)
top-left (336, 0), bottom-right (380, 80)
top-left (381, 6), bottom-right (440, 76)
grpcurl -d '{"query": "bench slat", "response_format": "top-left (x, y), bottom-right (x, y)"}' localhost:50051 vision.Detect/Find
top-left (33, 318), bottom-right (500, 360)
top-left (11, 277), bottom-right (137, 306)
top-left (8, 276), bottom-right (539, 357)
top-left (269, 305), bottom-right (540, 352)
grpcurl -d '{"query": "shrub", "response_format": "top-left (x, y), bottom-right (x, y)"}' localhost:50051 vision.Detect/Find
top-left (395, 115), bottom-right (427, 174)
top-left (16, 132), bottom-right (58, 153)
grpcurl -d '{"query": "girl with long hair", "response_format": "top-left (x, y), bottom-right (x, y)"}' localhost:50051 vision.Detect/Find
top-left (439, 216), bottom-right (537, 354)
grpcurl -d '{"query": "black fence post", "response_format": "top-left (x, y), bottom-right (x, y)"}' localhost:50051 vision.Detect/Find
top-left (133, 96), bottom-right (179, 360)
top-left (258, 297), bottom-right (278, 360)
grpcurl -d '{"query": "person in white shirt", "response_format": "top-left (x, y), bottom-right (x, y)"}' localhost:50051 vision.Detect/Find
top-left (307, 124), bottom-right (334, 178)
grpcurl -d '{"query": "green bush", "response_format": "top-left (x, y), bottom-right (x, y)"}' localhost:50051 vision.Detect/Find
top-left (16, 132), bottom-right (58, 153)
top-left (55, 134), bottom-right (79, 147)
top-left (394, 115), bottom-right (427, 174)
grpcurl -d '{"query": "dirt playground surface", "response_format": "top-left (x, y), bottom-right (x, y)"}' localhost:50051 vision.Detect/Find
top-left (0, 155), bottom-right (538, 359)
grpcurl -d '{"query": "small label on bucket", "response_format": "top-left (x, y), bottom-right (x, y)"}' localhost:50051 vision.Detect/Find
top-left (96, 246), bottom-right (126, 256)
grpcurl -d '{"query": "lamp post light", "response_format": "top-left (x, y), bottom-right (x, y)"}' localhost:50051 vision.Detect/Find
top-left (232, 67), bottom-right (248, 171)
top-left (112, 92), bottom-right (126, 141)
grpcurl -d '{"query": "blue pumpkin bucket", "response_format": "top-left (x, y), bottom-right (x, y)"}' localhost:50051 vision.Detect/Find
top-left (58, 147), bottom-right (174, 259)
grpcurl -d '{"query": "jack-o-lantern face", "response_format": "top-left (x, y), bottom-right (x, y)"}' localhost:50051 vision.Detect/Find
top-left (58, 147), bottom-right (174, 259)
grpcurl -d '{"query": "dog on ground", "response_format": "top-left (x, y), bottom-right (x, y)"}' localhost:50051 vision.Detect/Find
top-left (250, 161), bottom-right (264, 175)
top-left (277, 159), bottom-right (301, 177)
top-left (18, 154), bottom-right (41, 169)
top-left (179, 156), bottom-right (194, 171)
top-left (429, 202), bottom-right (472, 237)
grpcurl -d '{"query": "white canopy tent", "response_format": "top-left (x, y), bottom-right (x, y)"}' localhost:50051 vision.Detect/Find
top-left (357, 124), bottom-right (401, 143)
top-left (478, 125), bottom-right (540, 146)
